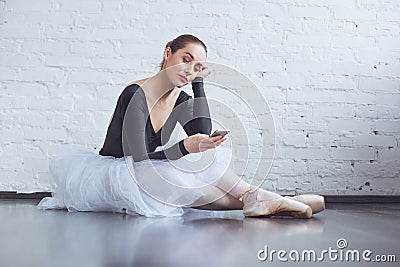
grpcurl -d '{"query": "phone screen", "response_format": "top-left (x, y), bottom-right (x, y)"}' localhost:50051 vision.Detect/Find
top-left (210, 130), bottom-right (230, 137)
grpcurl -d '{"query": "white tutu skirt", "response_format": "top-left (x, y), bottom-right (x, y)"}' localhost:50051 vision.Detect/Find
top-left (37, 145), bottom-right (232, 217)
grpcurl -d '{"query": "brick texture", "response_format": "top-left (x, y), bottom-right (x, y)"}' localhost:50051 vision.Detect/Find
top-left (0, 0), bottom-right (399, 194)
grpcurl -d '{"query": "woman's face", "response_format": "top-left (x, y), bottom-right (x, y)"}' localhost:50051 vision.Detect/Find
top-left (163, 43), bottom-right (207, 88)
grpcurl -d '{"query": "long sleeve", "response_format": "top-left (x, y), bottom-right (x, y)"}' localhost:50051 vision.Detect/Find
top-left (121, 86), bottom-right (189, 162)
top-left (178, 77), bottom-right (212, 135)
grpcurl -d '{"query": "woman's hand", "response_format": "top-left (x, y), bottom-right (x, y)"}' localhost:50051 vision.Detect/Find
top-left (183, 133), bottom-right (227, 153)
top-left (195, 64), bottom-right (211, 80)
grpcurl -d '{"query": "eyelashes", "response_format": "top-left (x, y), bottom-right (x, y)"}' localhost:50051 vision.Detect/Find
top-left (182, 58), bottom-right (202, 72)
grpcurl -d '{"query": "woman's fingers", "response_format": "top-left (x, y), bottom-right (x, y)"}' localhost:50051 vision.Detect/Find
top-left (214, 137), bottom-right (227, 146)
top-left (198, 135), bottom-right (227, 152)
top-left (209, 135), bottom-right (223, 142)
top-left (208, 135), bottom-right (227, 146)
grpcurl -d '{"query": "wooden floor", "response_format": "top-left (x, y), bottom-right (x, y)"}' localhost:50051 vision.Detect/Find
top-left (0, 199), bottom-right (399, 267)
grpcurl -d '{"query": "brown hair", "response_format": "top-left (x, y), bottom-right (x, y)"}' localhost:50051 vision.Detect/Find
top-left (159, 34), bottom-right (207, 70)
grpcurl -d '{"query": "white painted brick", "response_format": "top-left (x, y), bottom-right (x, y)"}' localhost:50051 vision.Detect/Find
top-left (307, 159), bottom-right (353, 177)
top-left (22, 157), bottom-right (49, 171)
top-left (283, 117), bottom-right (327, 132)
top-left (45, 56), bottom-right (91, 68)
top-left (27, 97), bottom-right (74, 111)
top-left (331, 148), bottom-right (375, 160)
top-left (376, 105), bottom-right (400, 119)
top-left (24, 128), bottom-right (68, 141)
top-left (0, 110), bottom-right (27, 126)
top-left (375, 93), bottom-right (400, 106)
top-left (67, 69), bottom-right (113, 84)
top-left (327, 118), bottom-right (373, 133)
top-left (284, 147), bottom-right (330, 160)
top-left (0, 0), bottom-right (399, 195)
top-left (293, 159), bottom-right (307, 175)
top-left (378, 148), bottom-right (400, 162)
top-left (240, 56), bottom-right (284, 73)
top-left (6, 0), bottom-right (53, 12)
top-left (377, 10), bottom-right (400, 23)
top-left (308, 75), bottom-right (357, 90)
top-left (261, 86), bottom-right (286, 103)
top-left (0, 25), bottom-right (41, 39)
top-left (70, 41), bottom-right (115, 58)
top-left (377, 37), bottom-right (400, 50)
top-left (90, 58), bottom-right (137, 70)
top-left (353, 134), bottom-right (397, 147)
top-left (59, 1), bottom-right (102, 13)
top-left (287, 88), bottom-right (376, 104)
top-left (312, 103), bottom-right (355, 118)
top-left (331, 35), bottom-right (375, 49)
top-left (307, 133), bottom-right (352, 148)
top-left (373, 120), bottom-right (400, 133)
top-left (355, 104), bottom-right (377, 119)
top-left (243, 1), bottom-right (285, 17)
top-left (0, 96), bottom-right (26, 109)
top-left (166, 14), bottom-right (212, 28)
top-left (19, 68), bottom-right (65, 83)
top-left (289, 6), bottom-right (332, 19)
top-left (1, 156), bottom-right (23, 169)
top-left (375, 63), bottom-right (400, 78)
top-left (286, 33), bottom-right (333, 47)
top-left (358, 77), bottom-right (400, 92)
top-left (2, 82), bottom-right (49, 97)
top-left (0, 54), bottom-right (42, 67)
top-left (333, 7), bottom-right (377, 21)
top-left (0, 68), bottom-right (17, 80)
top-left (353, 162), bottom-right (391, 179)
top-left (282, 133), bottom-right (307, 147)
top-left (331, 62), bottom-right (374, 76)
top-left (0, 126), bottom-right (24, 143)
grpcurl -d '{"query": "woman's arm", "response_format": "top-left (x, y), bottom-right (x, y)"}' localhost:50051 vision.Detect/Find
top-left (178, 77), bottom-right (212, 135)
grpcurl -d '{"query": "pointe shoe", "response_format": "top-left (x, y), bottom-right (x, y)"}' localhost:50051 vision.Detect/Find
top-left (239, 187), bottom-right (312, 219)
top-left (285, 194), bottom-right (325, 214)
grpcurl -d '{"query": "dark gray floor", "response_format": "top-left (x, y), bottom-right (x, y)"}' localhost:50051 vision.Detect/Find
top-left (0, 200), bottom-right (399, 267)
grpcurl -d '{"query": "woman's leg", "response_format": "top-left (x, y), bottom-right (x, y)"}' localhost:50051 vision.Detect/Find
top-left (191, 167), bottom-right (281, 210)
top-left (214, 167), bottom-right (281, 201)
top-left (191, 185), bottom-right (244, 210)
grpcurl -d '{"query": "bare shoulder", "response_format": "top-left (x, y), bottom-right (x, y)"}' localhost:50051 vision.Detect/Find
top-left (126, 78), bottom-right (150, 88)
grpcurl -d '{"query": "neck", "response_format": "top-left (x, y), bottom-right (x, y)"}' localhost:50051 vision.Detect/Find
top-left (143, 71), bottom-right (176, 103)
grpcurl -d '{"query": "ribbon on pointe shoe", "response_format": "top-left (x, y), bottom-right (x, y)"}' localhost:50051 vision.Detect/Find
top-left (238, 186), bottom-right (256, 203)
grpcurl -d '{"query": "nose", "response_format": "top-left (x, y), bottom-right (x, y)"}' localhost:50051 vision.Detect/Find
top-left (184, 62), bottom-right (196, 76)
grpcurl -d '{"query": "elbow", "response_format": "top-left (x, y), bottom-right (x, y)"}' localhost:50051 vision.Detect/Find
top-left (203, 118), bottom-right (212, 135)
top-left (203, 120), bottom-right (212, 135)
top-left (186, 118), bottom-right (212, 135)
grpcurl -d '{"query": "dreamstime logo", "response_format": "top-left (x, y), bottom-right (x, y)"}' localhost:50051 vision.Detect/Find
top-left (123, 62), bottom-right (276, 207)
top-left (257, 238), bottom-right (397, 263)
top-left (336, 238), bottom-right (347, 249)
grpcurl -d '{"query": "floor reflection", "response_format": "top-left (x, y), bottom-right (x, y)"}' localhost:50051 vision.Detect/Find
top-left (0, 201), bottom-right (399, 267)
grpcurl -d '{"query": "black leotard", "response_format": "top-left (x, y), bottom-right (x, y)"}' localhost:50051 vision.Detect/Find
top-left (99, 77), bottom-right (211, 161)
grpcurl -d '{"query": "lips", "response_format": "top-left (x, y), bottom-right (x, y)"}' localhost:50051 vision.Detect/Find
top-left (178, 75), bottom-right (188, 83)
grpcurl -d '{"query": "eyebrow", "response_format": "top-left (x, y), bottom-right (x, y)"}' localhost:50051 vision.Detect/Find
top-left (184, 52), bottom-right (194, 59)
top-left (184, 52), bottom-right (204, 67)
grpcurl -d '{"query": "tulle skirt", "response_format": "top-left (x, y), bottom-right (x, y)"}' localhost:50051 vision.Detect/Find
top-left (37, 145), bottom-right (232, 217)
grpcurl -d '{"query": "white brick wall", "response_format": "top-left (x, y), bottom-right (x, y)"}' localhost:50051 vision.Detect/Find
top-left (1, 0), bottom-right (399, 195)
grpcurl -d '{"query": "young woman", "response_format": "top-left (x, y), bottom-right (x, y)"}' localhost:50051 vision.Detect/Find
top-left (37, 34), bottom-right (325, 218)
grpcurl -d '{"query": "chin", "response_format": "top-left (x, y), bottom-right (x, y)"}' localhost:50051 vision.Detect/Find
top-left (175, 78), bottom-right (188, 88)
top-left (177, 82), bottom-right (189, 88)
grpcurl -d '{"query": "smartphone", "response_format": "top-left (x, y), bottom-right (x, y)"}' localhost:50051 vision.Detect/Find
top-left (210, 130), bottom-right (230, 137)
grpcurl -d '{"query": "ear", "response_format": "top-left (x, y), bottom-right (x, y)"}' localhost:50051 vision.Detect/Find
top-left (163, 47), bottom-right (171, 61)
